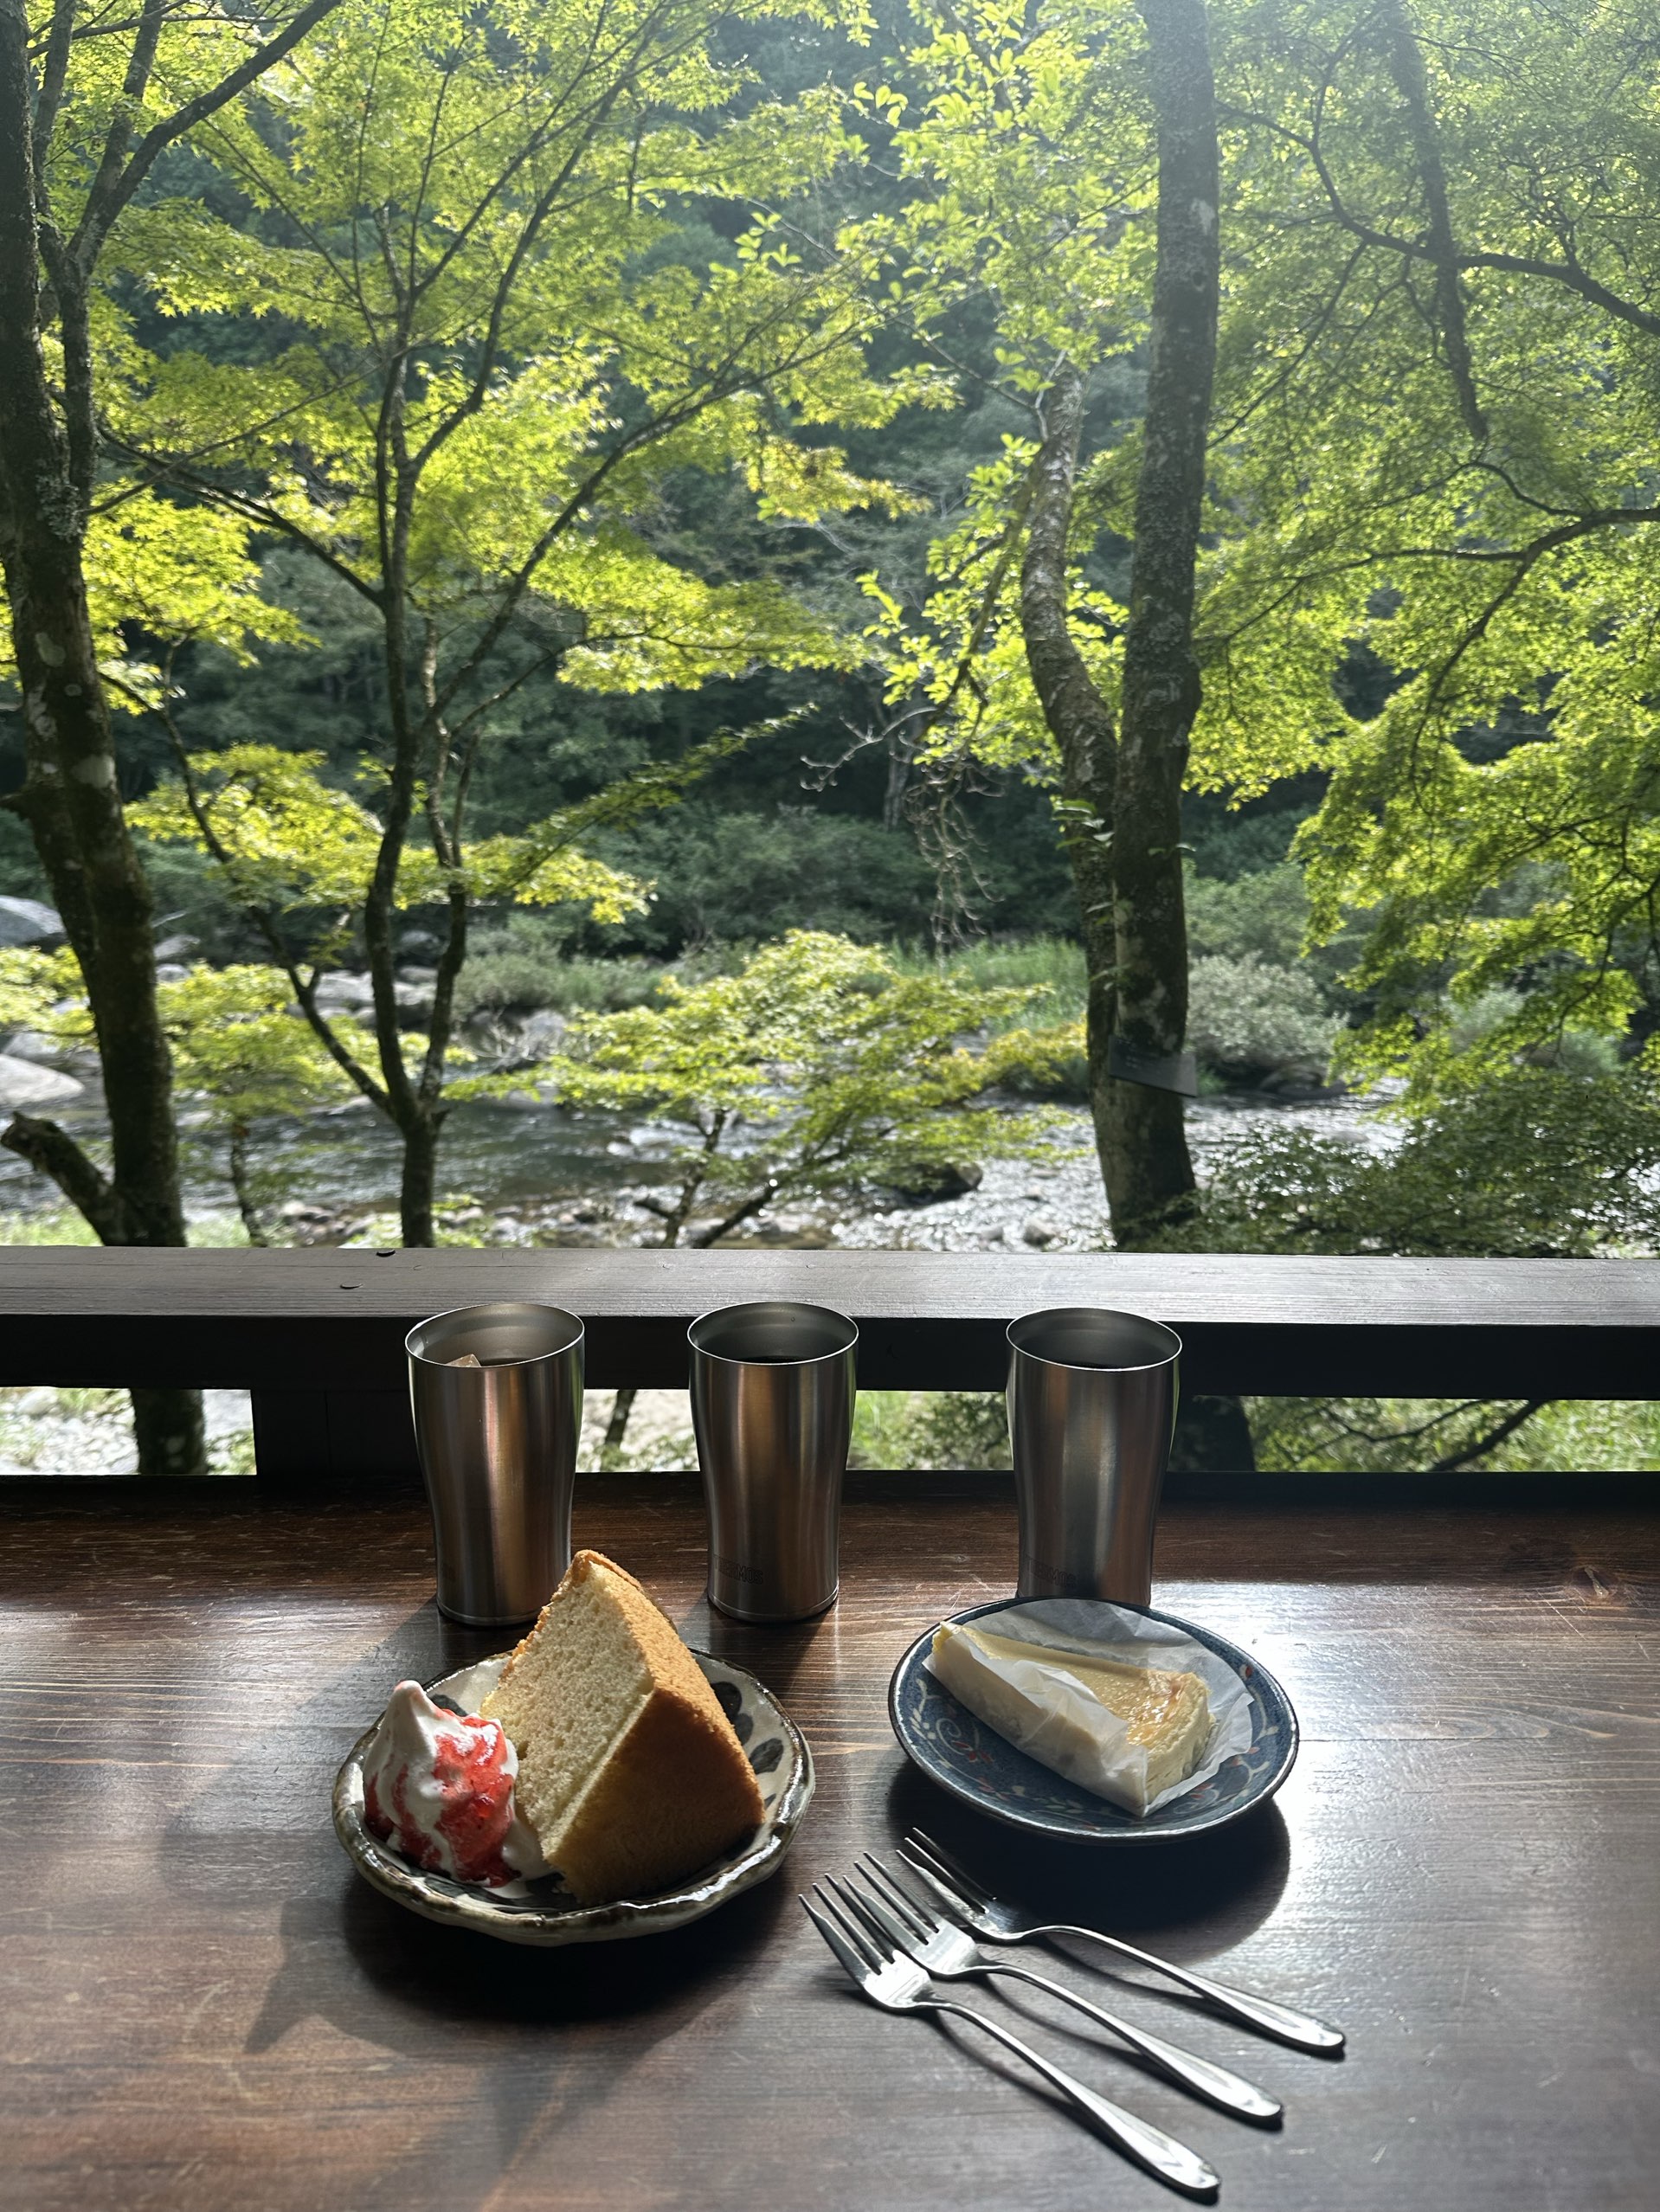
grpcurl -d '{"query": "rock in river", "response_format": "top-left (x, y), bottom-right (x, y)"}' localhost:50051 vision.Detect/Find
top-left (0, 896), bottom-right (64, 948)
top-left (0, 1053), bottom-right (83, 1109)
top-left (885, 1160), bottom-right (984, 1206)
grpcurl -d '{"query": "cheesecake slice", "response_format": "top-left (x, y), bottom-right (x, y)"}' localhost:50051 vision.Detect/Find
top-left (483, 1550), bottom-right (764, 1903)
top-left (930, 1619), bottom-right (1213, 1815)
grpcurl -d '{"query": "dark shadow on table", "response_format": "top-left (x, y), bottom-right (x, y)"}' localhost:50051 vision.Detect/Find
top-left (230, 1849), bottom-right (795, 2212)
top-left (686, 1598), bottom-right (840, 1703)
top-left (876, 1766), bottom-right (1331, 2065)
top-left (434, 1611), bottom-right (521, 1675)
top-left (881, 1762), bottom-right (1291, 1952)
top-left (327, 1848), bottom-right (794, 2034)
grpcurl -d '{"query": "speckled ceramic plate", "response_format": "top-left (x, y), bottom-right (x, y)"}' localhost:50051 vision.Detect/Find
top-left (334, 1650), bottom-right (814, 1944)
top-left (889, 1599), bottom-right (1296, 1844)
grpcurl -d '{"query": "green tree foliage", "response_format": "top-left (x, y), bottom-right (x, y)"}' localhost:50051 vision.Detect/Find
top-left (528, 925), bottom-right (1075, 1455)
top-left (0, 945), bottom-right (369, 1244)
top-left (157, 964), bottom-right (368, 1245)
top-left (848, 0), bottom-right (1331, 1244)
top-left (0, 0), bottom-right (353, 1471)
top-left (103, 0), bottom-right (946, 1241)
top-left (132, 745), bottom-right (649, 924)
top-left (1216, 0), bottom-right (1660, 1096)
top-left (1183, 1068), bottom-right (1660, 1259)
top-left (533, 928), bottom-right (1078, 1244)
top-left (1179, 1059), bottom-right (1660, 1470)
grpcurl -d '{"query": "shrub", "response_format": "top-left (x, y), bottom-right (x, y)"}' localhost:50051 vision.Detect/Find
top-left (1186, 863), bottom-right (1309, 968)
top-left (1187, 953), bottom-right (1339, 1085)
top-left (1246, 1396), bottom-right (1660, 1475)
top-left (585, 803), bottom-right (937, 952)
top-left (1181, 1066), bottom-right (1660, 1257)
top-left (1187, 1067), bottom-right (1660, 1474)
top-left (456, 915), bottom-right (664, 1017)
top-left (887, 936), bottom-right (1090, 1098)
top-left (1447, 985), bottom-right (1620, 1077)
top-left (850, 1391), bottom-right (1011, 1469)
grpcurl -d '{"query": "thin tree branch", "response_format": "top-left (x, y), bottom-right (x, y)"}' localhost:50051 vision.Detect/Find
top-left (1426, 1398), bottom-right (1547, 1473)
top-left (74, 0), bottom-right (164, 268)
top-left (1, 1112), bottom-right (127, 1240)
top-left (73, 0), bottom-right (347, 265)
top-left (1222, 102), bottom-right (1660, 342)
top-left (1380, 0), bottom-right (1486, 442)
top-left (31, 0), bottom-right (76, 150)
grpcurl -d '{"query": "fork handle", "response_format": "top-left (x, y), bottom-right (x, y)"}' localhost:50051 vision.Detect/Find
top-left (930, 1996), bottom-right (1219, 2197)
top-left (1031, 1924), bottom-right (1346, 2054)
top-left (984, 1962), bottom-right (1281, 2122)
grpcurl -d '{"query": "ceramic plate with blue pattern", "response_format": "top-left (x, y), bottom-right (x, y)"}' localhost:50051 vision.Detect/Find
top-left (889, 1599), bottom-right (1296, 1844)
top-left (334, 1649), bottom-right (813, 1944)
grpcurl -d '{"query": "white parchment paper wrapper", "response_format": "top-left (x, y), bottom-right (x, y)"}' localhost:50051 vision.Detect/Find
top-left (924, 1600), bottom-right (1254, 1816)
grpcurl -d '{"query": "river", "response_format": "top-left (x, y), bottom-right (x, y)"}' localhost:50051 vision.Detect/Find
top-left (1, 1084), bottom-right (1399, 1250)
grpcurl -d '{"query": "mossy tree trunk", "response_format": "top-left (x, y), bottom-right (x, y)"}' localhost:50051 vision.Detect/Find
top-left (1017, 0), bottom-right (1219, 1251)
top-left (0, 2), bottom-right (201, 1471)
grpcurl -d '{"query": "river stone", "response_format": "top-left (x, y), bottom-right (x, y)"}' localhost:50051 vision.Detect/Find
top-left (0, 896), bottom-right (63, 947)
top-left (886, 1160), bottom-right (983, 1205)
top-left (312, 973), bottom-right (376, 1010)
top-left (0, 1054), bottom-right (83, 1108)
top-left (5, 1031), bottom-right (66, 1064)
top-left (514, 1010), bottom-right (566, 1057)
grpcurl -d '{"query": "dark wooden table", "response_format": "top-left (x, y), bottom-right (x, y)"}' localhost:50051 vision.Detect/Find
top-left (3, 1473), bottom-right (1656, 2211)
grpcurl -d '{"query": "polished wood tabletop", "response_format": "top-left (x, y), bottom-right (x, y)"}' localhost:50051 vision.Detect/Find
top-left (3, 1472), bottom-right (1656, 2212)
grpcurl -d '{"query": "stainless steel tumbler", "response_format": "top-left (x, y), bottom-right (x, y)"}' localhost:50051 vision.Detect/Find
top-left (1007, 1306), bottom-right (1181, 1605)
top-left (689, 1300), bottom-right (857, 1623)
top-left (406, 1301), bottom-right (584, 1626)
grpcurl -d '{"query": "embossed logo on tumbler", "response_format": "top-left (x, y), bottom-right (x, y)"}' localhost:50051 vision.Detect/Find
top-left (406, 1301), bottom-right (584, 1627)
top-left (1007, 1306), bottom-right (1181, 1606)
top-left (689, 1299), bottom-right (857, 1623)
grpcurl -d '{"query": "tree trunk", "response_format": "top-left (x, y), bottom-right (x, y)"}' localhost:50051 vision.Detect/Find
top-left (602, 1387), bottom-right (638, 1469)
top-left (1106, 0), bottom-right (1220, 1247)
top-left (229, 1123), bottom-right (268, 1247)
top-left (1018, 366), bottom-right (1125, 1224)
top-left (131, 1386), bottom-right (209, 1477)
top-left (1017, 2), bottom-right (1220, 1251)
top-left (398, 1109), bottom-right (441, 1248)
top-left (0, 0), bottom-right (202, 1473)
top-left (1170, 1393), bottom-right (1258, 1473)
top-left (1379, 0), bottom-right (1486, 444)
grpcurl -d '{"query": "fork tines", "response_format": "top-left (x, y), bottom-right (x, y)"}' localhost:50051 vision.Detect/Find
top-left (853, 1853), bottom-right (937, 1932)
top-left (901, 1828), bottom-right (988, 1910)
top-left (801, 1881), bottom-right (884, 1981)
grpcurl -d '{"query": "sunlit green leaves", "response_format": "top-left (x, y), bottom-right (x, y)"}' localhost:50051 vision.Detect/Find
top-left (131, 745), bottom-right (647, 919)
top-left (1216, 0), bottom-right (1660, 1093)
top-left (480, 929), bottom-right (1078, 1219)
top-left (158, 965), bottom-right (368, 1122)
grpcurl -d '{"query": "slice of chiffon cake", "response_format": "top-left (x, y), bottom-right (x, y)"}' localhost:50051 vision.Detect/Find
top-left (482, 1549), bottom-right (764, 1903)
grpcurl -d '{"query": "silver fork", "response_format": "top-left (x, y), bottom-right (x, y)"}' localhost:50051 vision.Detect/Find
top-left (903, 1827), bottom-right (1345, 2055)
top-left (801, 1887), bottom-right (1220, 2199)
top-left (837, 1861), bottom-right (1281, 2124)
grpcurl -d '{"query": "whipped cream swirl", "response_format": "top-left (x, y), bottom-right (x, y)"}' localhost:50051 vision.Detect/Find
top-left (361, 1681), bottom-right (546, 1886)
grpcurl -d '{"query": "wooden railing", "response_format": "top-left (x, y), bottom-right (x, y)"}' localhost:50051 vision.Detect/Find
top-left (1, 1246), bottom-right (1657, 1483)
